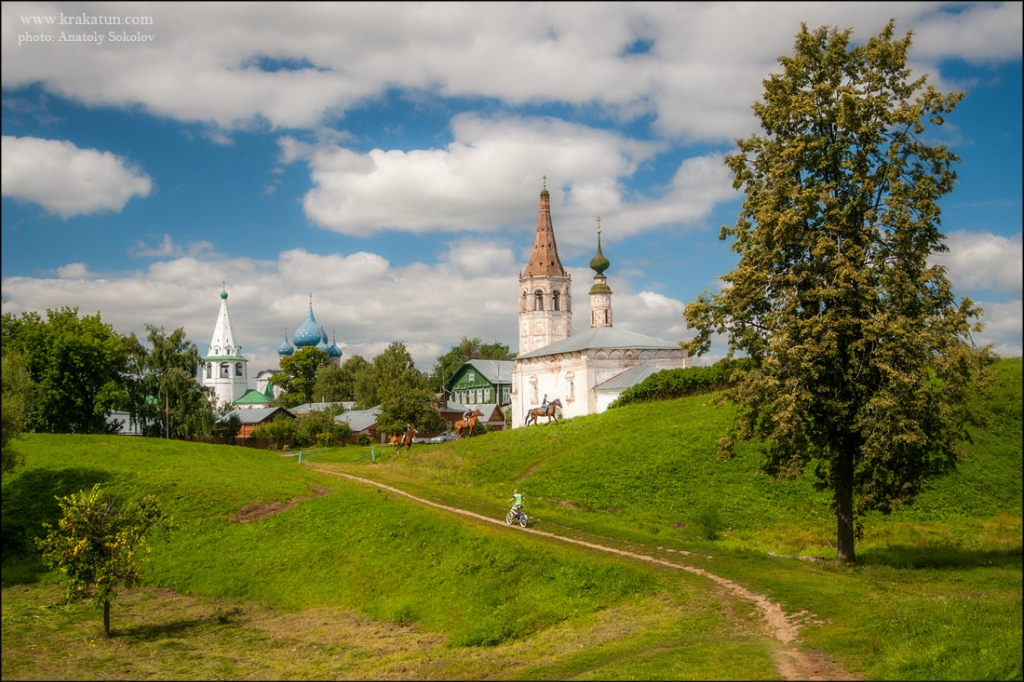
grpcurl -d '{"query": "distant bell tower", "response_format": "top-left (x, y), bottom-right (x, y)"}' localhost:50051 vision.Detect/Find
top-left (518, 177), bottom-right (572, 355)
top-left (589, 217), bottom-right (613, 328)
top-left (202, 284), bottom-right (248, 407)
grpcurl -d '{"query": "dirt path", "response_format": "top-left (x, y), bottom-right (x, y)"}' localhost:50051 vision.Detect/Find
top-left (307, 466), bottom-right (857, 680)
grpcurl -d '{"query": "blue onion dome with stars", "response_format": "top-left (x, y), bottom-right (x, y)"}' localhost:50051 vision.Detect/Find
top-left (277, 328), bottom-right (295, 357)
top-left (293, 296), bottom-right (325, 347)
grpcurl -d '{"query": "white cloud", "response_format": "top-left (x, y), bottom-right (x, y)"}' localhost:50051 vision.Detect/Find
top-left (936, 230), bottom-right (1023, 297)
top-left (292, 113), bottom-right (738, 244)
top-left (298, 113), bottom-right (665, 237)
top-left (0, 135), bottom-right (152, 218)
top-left (4, 3), bottom-right (1018, 140)
top-left (55, 262), bottom-right (93, 279)
top-left (974, 299), bottom-right (1023, 358)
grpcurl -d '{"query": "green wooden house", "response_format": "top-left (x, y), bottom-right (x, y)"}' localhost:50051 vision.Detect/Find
top-left (445, 360), bottom-right (514, 407)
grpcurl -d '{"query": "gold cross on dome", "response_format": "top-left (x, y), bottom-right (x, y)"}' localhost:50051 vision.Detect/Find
top-left (542, 175), bottom-right (547, 189)
top-left (596, 216), bottom-right (602, 233)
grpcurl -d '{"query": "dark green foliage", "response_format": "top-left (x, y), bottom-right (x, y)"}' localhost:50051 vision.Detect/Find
top-left (377, 388), bottom-right (446, 436)
top-left (610, 358), bottom-right (750, 408)
top-left (1, 307), bottom-right (126, 434)
top-left (349, 342), bottom-right (428, 409)
top-left (295, 404), bottom-right (351, 447)
top-left (123, 325), bottom-right (215, 439)
top-left (357, 433), bottom-right (372, 447)
top-left (683, 22), bottom-right (994, 561)
top-left (212, 412), bottom-right (242, 444)
top-left (311, 357), bottom-right (368, 403)
top-left (250, 414), bottom-right (296, 450)
top-left (273, 347), bottom-right (331, 408)
top-left (2, 350), bottom-right (34, 475)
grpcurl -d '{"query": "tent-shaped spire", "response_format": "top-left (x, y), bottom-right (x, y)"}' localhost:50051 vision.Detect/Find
top-left (522, 176), bottom-right (566, 278)
top-left (208, 283), bottom-right (240, 357)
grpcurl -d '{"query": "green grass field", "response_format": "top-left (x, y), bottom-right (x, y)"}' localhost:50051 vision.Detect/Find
top-left (2, 358), bottom-right (1020, 680)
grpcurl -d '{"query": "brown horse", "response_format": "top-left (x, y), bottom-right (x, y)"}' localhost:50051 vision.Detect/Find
top-left (396, 426), bottom-right (417, 452)
top-left (454, 409), bottom-right (484, 439)
top-left (525, 398), bottom-right (562, 426)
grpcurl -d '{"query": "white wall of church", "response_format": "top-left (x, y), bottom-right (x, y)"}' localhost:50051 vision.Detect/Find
top-left (511, 349), bottom-right (690, 428)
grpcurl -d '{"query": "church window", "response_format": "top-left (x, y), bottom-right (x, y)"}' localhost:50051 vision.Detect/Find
top-left (235, 362), bottom-right (243, 377)
top-left (552, 290), bottom-right (560, 311)
top-left (529, 376), bottom-right (538, 405)
top-left (565, 371), bottom-right (575, 400)
top-left (534, 290), bottom-right (544, 311)
top-left (205, 363), bottom-right (212, 379)
top-left (220, 363), bottom-right (230, 378)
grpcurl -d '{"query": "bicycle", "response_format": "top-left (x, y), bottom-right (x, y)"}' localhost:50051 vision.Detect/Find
top-left (505, 508), bottom-right (529, 528)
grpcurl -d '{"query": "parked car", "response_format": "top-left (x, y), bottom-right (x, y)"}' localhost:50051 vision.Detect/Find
top-left (428, 431), bottom-right (457, 443)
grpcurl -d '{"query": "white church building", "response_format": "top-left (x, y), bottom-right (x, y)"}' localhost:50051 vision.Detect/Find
top-left (510, 182), bottom-right (690, 427)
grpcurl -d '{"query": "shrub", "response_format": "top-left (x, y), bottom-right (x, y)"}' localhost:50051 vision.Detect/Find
top-left (610, 358), bottom-right (751, 408)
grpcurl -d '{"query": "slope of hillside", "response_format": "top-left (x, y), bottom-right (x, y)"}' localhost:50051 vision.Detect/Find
top-left (2, 358), bottom-right (1020, 680)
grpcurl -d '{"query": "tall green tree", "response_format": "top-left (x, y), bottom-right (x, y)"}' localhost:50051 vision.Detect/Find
top-left (37, 484), bottom-right (175, 637)
top-left (122, 325), bottom-right (215, 439)
top-left (683, 22), bottom-right (992, 562)
top-left (429, 337), bottom-right (515, 392)
top-left (359, 341), bottom-right (427, 408)
top-left (311, 354), bottom-right (370, 403)
top-left (1, 307), bottom-right (126, 434)
top-left (1, 350), bottom-right (35, 475)
top-left (377, 387), bottom-right (447, 438)
top-left (271, 347), bottom-right (330, 408)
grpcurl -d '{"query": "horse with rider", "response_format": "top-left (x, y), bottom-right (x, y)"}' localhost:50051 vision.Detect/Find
top-left (525, 394), bottom-right (562, 426)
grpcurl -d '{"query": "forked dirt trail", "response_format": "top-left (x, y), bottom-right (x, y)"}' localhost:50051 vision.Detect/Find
top-left (307, 466), bottom-right (858, 681)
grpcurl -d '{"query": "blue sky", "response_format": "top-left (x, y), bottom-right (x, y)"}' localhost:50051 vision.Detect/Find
top-left (2, 2), bottom-right (1021, 377)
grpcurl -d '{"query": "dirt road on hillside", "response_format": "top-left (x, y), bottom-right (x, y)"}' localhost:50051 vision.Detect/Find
top-left (306, 466), bottom-right (858, 681)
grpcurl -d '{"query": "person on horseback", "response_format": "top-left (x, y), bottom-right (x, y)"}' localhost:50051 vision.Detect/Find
top-left (540, 394), bottom-right (549, 413)
top-left (463, 406), bottom-right (474, 423)
top-left (508, 489), bottom-right (524, 518)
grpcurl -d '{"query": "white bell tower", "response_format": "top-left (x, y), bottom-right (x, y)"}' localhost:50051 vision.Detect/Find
top-left (518, 177), bottom-right (572, 355)
top-left (202, 284), bottom-right (248, 407)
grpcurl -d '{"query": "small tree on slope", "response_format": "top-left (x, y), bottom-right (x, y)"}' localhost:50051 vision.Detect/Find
top-left (37, 484), bottom-right (175, 637)
top-left (683, 21), bottom-right (993, 562)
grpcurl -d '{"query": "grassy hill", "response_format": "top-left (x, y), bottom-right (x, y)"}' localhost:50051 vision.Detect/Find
top-left (2, 358), bottom-right (1020, 680)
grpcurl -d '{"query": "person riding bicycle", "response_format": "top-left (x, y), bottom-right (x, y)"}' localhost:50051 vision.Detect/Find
top-left (508, 489), bottom-right (524, 518)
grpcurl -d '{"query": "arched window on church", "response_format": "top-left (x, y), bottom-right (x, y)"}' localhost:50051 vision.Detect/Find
top-left (534, 290), bottom-right (544, 311)
top-left (565, 371), bottom-right (575, 401)
top-left (529, 376), bottom-right (538, 405)
top-left (220, 363), bottom-right (230, 378)
top-left (552, 290), bottom-right (560, 311)
top-left (205, 363), bottom-right (212, 379)
top-left (235, 362), bottom-right (243, 377)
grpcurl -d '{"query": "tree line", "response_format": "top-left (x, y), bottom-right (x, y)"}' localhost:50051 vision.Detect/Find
top-left (1, 303), bottom-right (512, 471)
